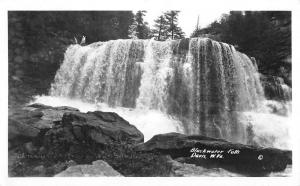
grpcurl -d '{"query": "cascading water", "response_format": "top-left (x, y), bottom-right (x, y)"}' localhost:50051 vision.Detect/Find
top-left (33, 38), bottom-right (290, 149)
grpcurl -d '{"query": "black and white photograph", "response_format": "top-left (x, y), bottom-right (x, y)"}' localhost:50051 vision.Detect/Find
top-left (1, 0), bottom-right (300, 185)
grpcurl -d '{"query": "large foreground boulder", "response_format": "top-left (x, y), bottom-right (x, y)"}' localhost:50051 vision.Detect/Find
top-left (136, 133), bottom-right (291, 175)
top-left (43, 111), bottom-right (144, 147)
top-left (55, 160), bottom-right (123, 177)
top-left (9, 103), bottom-right (144, 149)
top-left (8, 103), bottom-right (79, 148)
top-left (9, 104), bottom-right (145, 176)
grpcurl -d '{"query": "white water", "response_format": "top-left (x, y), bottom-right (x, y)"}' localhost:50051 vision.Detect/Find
top-left (31, 95), bottom-right (291, 149)
top-left (30, 95), bottom-right (184, 141)
top-left (241, 111), bottom-right (291, 149)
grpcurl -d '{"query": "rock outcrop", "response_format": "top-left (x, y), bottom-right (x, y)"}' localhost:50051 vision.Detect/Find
top-left (42, 110), bottom-right (144, 153)
top-left (55, 160), bottom-right (123, 177)
top-left (45, 110), bottom-right (144, 146)
top-left (8, 104), bottom-right (145, 177)
top-left (136, 133), bottom-right (292, 175)
top-left (9, 103), bottom-right (144, 149)
top-left (168, 158), bottom-right (243, 177)
top-left (8, 103), bottom-right (79, 148)
top-left (260, 74), bottom-right (292, 101)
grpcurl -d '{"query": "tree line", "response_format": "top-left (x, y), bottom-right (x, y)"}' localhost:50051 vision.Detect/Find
top-left (129, 10), bottom-right (185, 40)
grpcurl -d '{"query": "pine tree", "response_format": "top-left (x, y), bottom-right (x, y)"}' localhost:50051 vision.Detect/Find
top-left (151, 15), bottom-right (168, 41)
top-left (151, 11), bottom-right (185, 41)
top-left (164, 11), bottom-right (185, 39)
top-left (128, 10), bottom-right (150, 39)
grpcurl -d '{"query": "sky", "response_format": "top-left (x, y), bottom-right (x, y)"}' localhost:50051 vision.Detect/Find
top-left (143, 10), bottom-right (229, 37)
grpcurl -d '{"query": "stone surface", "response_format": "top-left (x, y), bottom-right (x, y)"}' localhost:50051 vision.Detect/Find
top-left (43, 111), bottom-right (144, 147)
top-left (9, 103), bottom-right (143, 160)
top-left (260, 74), bottom-right (292, 101)
top-left (55, 160), bottom-right (123, 177)
top-left (136, 133), bottom-right (291, 175)
top-left (9, 103), bottom-right (144, 176)
top-left (8, 104), bottom-right (79, 148)
top-left (8, 150), bottom-right (19, 177)
top-left (32, 165), bottom-right (47, 176)
top-left (8, 113), bottom-right (40, 139)
top-left (168, 158), bottom-right (243, 177)
top-left (8, 110), bottom-right (41, 147)
top-left (27, 103), bottom-right (80, 129)
top-left (23, 142), bottom-right (38, 154)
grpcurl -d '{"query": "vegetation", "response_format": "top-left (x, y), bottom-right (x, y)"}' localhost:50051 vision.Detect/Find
top-left (10, 142), bottom-right (173, 177)
top-left (129, 11), bottom-right (151, 39)
top-left (191, 11), bottom-right (291, 85)
top-left (151, 11), bottom-right (185, 40)
top-left (151, 15), bottom-right (169, 41)
top-left (98, 144), bottom-right (173, 176)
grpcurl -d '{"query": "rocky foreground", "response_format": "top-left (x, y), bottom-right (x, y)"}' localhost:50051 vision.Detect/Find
top-left (8, 104), bottom-right (292, 177)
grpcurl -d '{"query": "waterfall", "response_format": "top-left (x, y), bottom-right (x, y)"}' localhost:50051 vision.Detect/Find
top-left (40, 38), bottom-right (289, 148)
top-left (50, 40), bottom-right (145, 107)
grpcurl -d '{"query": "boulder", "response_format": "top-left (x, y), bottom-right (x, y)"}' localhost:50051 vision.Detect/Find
top-left (136, 133), bottom-right (291, 175)
top-left (8, 104), bottom-right (79, 147)
top-left (26, 103), bottom-right (80, 129)
top-left (25, 103), bottom-right (54, 110)
top-left (9, 115), bottom-right (40, 139)
top-left (8, 110), bottom-right (41, 147)
top-left (27, 103), bottom-right (79, 112)
top-left (43, 111), bottom-right (144, 148)
top-left (55, 160), bottom-right (123, 177)
top-left (32, 165), bottom-right (47, 176)
top-left (23, 141), bottom-right (38, 154)
top-left (168, 158), bottom-right (243, 177)
top-left (260, 74), bottom-right (292, 101)
top-left (8, 103), bottom-right (144, 176)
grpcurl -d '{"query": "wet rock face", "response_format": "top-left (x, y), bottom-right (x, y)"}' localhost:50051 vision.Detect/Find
top-left (8, 104), bottom-right (79, 148)
top-left (136, 133), bottom-right (291, 175)
top-left (9, 103), bottom-right (144, 149)
top-left (8, 104), bottom-right (144, 168)
top-left (43, 111), bottom-right (144, 147)
top-left (55, 160), bottom-right (123, 177)
top-left (260, 74), bottom-right (292, 101)
top-left (8, 112), bottom-right (41, 141)
top-left (9, 103), bottom-right (144, 156)
top-left (8, 104), bottom-right (145, 177)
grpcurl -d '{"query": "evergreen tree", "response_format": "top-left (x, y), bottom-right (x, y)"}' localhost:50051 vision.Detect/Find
top-left (164, 11), bottom-right (185, 39)
top-left (151, 11), bottom-right (185, 41)
top-left (151, 15), bottom-right (168, 41)
top-left (129, 11), bottom-right (150, 39)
